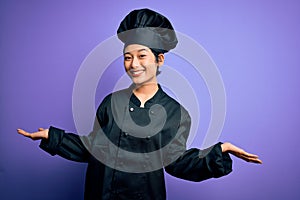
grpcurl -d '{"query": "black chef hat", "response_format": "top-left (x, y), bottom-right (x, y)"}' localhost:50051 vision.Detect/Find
top-left (117, 8), bottom-right (178, 53)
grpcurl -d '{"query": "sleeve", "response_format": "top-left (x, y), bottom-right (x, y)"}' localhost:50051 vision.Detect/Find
top-left (165, 143), bottom-right (232, 182)
top-left (39, 126), bottom-right (91, 162)
top-left (39, 95), bottom-right (110, 163)
top-left (164, 108), bottom-right (232, 182)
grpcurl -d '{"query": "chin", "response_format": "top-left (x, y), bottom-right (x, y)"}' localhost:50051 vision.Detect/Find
top-left (131, 79), bottom-right (144, 85)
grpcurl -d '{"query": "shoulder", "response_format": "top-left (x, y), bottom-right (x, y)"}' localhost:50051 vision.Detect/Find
top-left (159, 88), bottom-right (190, 119)
top-left (97, 87), bottom-right (132, 110)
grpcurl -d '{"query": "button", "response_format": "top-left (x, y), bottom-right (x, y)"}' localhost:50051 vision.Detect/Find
top-left (129, 107), bottom-right (134, 112)
top-left (124, 132), bottom-right (128, 136)
top-left (146, 136), bottom-right (151, 140)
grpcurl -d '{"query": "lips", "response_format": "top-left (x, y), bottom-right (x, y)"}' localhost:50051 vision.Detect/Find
top-left (130, 69), bottom-right (145, 77)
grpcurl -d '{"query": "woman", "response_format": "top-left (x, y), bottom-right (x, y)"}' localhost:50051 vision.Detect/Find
top-left (18, 8), bottom-right (262, 200)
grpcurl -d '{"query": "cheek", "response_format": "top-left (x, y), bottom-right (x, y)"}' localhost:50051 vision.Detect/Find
top-left (124, 63), bottom-right (130, 71)
top-left (147, 64), bottom-right (158, 74)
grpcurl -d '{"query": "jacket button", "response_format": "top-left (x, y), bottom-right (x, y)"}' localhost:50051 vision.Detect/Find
top-left (146, 136), bottom-right (150, 140)
top-left (129, 107), bottom-right (134, 112)
top-left (124, 132), bottom-right (128, 136)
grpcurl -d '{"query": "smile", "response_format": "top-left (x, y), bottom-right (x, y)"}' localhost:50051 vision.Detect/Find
top-left (130, 69), bottom-right (145, 77)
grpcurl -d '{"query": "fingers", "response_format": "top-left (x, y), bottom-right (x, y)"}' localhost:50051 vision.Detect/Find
top-left (17, 128), bottom-right (31, 137)
top-left (246, 153), bottom-right (259, 158)
top-left (251, 158), bottom-right (263, 164)
top-left (238, 152), bottom-right (263, 164)
top-left (244, 157), bottom-right (263, 164)
top-left (239, 150), bottom-right (259, 159)
top-left (17, 128), bottom-right (48, 140)
top-left (224, 143), bottom-right (263, 164)
top-left (241, 150), bottom-right (262, 163)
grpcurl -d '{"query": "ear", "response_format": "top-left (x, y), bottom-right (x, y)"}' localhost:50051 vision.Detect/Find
top-left (157, 53), bottom-right (165, 67)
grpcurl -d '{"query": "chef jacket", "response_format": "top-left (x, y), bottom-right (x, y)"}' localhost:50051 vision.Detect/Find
top-left (40, 84), bottom-right (232, 200)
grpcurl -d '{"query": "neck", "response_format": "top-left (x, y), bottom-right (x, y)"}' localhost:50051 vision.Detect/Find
top-left (133, 82), bottom-right (159, 107)
top-left (133, 82), bottom-right (158, 94)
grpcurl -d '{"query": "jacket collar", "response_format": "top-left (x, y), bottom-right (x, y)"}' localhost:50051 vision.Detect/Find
top-left (128, 84), bottom-right (165, 108)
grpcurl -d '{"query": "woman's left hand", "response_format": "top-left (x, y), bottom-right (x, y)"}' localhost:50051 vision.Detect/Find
top-left (221, 142), bottom-right (263, 164)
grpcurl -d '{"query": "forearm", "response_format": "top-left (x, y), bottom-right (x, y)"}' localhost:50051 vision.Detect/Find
top-left (40, 126), bottom-right (90, 162)
top-left (165, 142), bottom-right (232, 182)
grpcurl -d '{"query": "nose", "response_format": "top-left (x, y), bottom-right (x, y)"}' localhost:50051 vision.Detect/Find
top-left (131, 56), bottom-right (140, 68)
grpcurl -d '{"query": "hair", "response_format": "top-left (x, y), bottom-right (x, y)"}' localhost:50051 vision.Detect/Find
top-left (150, 48), bottom-right (164, 62)
top-left (150, 48), bottom-right (164, 75)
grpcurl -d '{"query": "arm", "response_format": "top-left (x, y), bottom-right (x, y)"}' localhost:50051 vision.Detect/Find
top-left (17, 95), bottom-right (111, 162)
top-left (40, 126), bottom-right (91, 162)
top-left (163, 109), bottom-right (232, 182)
top-left (165, 143), bottom-right (233, 182)
top-left (17, 126), bottom-right (91, 162)
top-left (165, 142), bottom-right (262, 182)
top-left (164, 108), bottom-right (262, 182)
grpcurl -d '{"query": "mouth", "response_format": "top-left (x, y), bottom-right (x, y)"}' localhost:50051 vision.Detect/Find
top-left (129, 69), bottom-right (145, 77)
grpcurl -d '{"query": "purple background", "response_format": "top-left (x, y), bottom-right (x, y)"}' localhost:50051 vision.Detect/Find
top-left (1, 0), bottom-right (300, 199)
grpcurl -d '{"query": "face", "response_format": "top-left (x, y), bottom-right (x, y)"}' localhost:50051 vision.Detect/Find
top-left (123, 44), bottom-right (164, 87)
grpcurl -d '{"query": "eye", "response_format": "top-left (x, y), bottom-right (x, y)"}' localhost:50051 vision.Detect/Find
top-left (139, 54), bottom-right (147, 58)
top-left (124, 56), bottom-right (132, 61)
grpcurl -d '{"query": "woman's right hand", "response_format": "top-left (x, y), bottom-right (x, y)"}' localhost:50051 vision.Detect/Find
top-left (17, 128), bottom-right (49, 140)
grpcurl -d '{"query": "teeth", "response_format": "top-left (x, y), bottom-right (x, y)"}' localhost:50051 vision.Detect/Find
top-left (131, 70), bottom-right (143, 75)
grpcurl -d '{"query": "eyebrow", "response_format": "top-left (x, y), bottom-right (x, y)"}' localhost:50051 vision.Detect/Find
top-left (124, 48), bottom-right (148, 55)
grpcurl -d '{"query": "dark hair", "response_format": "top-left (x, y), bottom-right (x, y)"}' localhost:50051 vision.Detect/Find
top-left (150, 48), bottom-right (164, 75)
top-left (150, 48), bottom-right (164, 63)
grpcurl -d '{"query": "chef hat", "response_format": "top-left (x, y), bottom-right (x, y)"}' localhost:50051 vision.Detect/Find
top-left (117, 8), bottom-right (178, 53)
